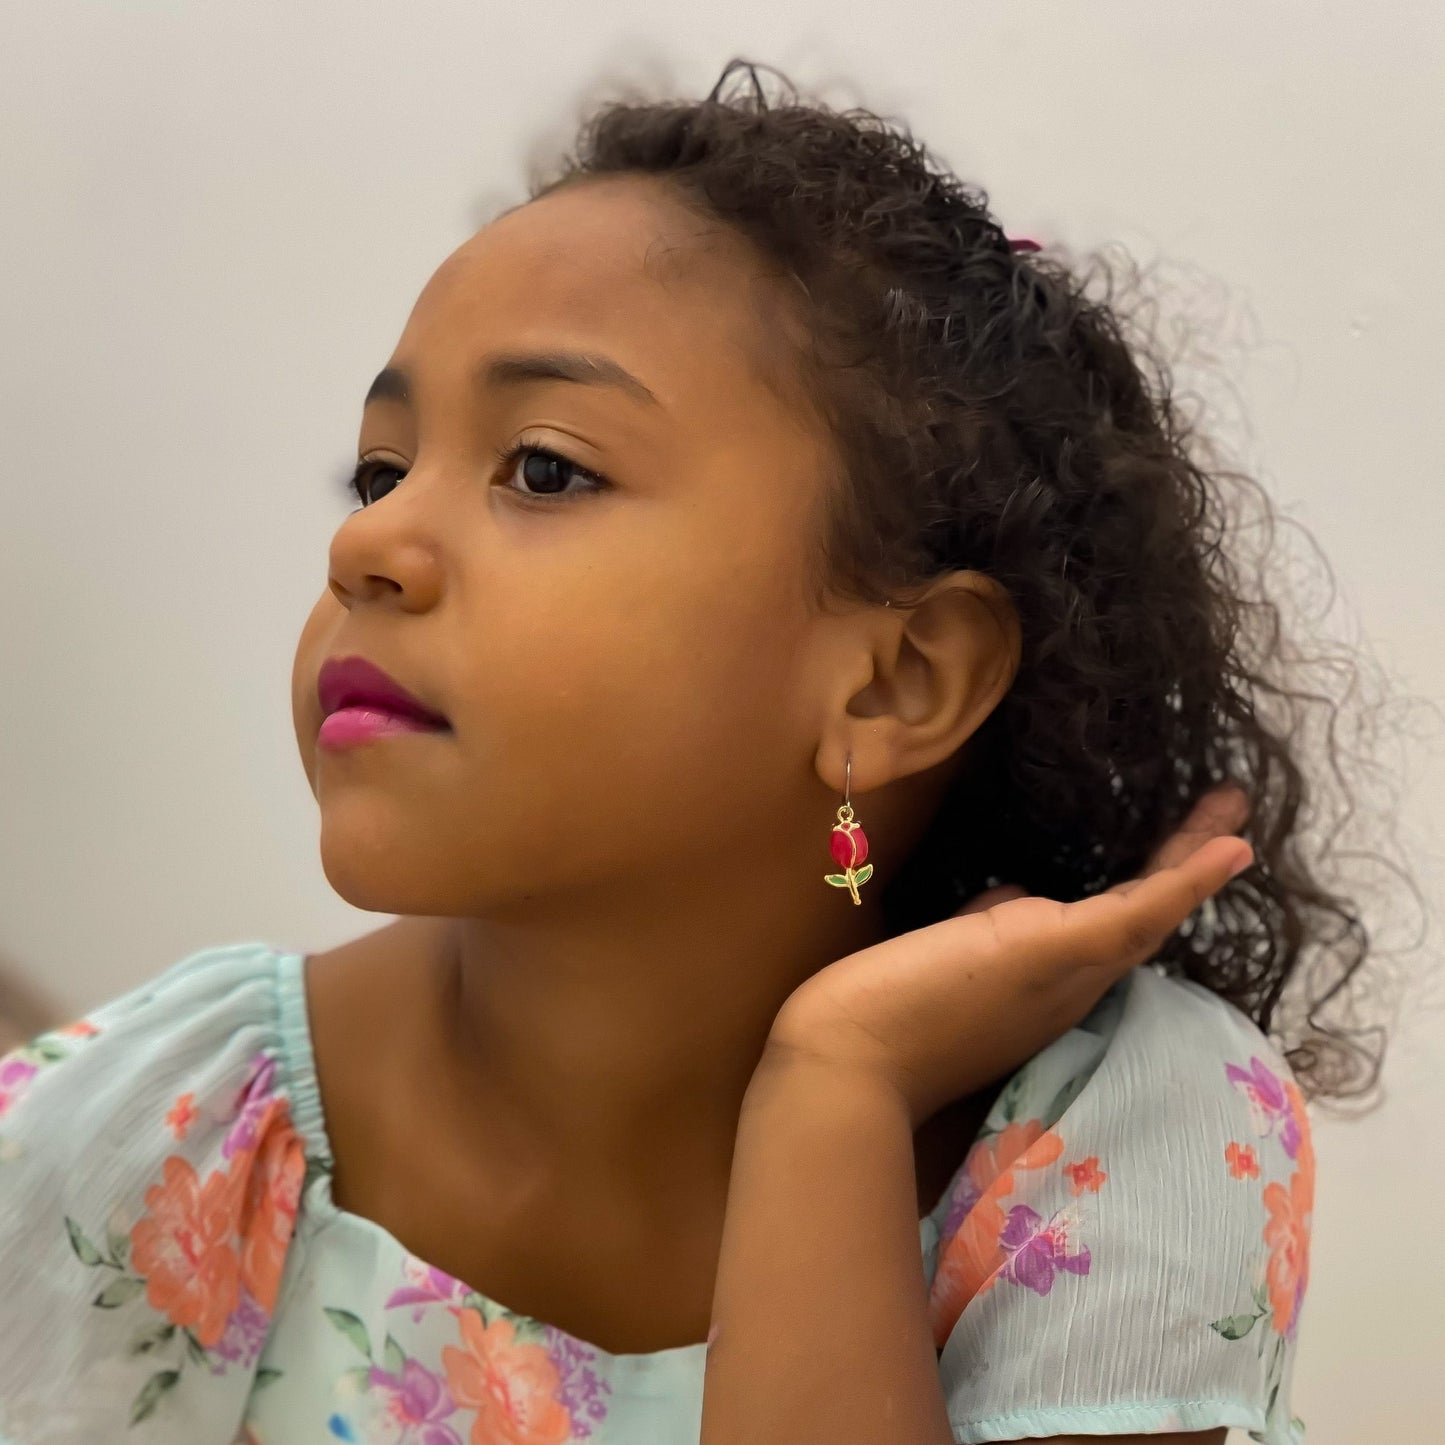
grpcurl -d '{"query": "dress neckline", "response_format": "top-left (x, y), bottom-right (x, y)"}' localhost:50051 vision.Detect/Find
top-left (270, 944), bottom-right (714, 1366)
top-left (267, 942), bottom-right (955, 1367)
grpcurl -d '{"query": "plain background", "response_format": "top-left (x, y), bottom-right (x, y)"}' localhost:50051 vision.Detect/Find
top-left (2, 6), bottom-right (1441, 1441)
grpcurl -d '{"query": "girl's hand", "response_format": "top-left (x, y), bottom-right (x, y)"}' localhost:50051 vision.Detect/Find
top-left (763, 784), bottom-right (1253, 1129)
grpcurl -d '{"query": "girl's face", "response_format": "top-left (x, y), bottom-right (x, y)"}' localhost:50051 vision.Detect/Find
top-left (292, 176), bottom-right (855, 918)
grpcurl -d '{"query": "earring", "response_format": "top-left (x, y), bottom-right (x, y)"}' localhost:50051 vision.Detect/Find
top-left (824, 754), bottom-right (874, 906)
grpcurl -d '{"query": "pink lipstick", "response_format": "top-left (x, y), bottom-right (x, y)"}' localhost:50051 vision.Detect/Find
top-left (316, 655), bottom-right (451, 750)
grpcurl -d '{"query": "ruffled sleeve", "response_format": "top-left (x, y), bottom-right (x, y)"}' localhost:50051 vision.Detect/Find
top-left (927, 964), bottom-right (1311, 1445)
top-left (0, 942), bottom-right (309, 1444)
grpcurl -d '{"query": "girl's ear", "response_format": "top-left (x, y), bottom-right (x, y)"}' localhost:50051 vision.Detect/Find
top-left (955, 572), bottom-right (1022, 695)
top-left (822, 571), bottom-right (1021, 794)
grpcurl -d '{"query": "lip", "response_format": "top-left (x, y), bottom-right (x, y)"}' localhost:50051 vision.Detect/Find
top-left (316, 655), bottom-right (451, 744)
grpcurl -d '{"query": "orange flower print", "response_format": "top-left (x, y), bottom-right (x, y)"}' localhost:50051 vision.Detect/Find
top-left (1262, 1081), bottom-right (1314, 1338)
top-left (931, 1192), bottom-right (1010, 1343)
top-left (1063, 1156), bottom-right (1107, 1195)
top-left (230, 1096), bottom-right (305, 1313)
top-left (1283, 1081), bottom-right (1315, 1212)
top-left (1262, 1166), bottom-right (1311, 1336)
top-left (126, 1063), bottom-right (304, 1350)
top-left (165, 1091), bottom-right (198, 1140)
top-left (927, 1123), bottom-right (1067, 1347)
top-left (1225, 1141), bottom-right (1260, 1180)
top-left (965, 1119), bottom-right (1064, 1197)
top-left (129, 1154), bottom-right (243, 1347)
top-left (442, 1308), bottom-right (574, 1445)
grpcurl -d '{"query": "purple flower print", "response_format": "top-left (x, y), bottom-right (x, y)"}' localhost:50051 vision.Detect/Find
top-left (997, 1204), bottom-right (1091, 1295)
top-left (942, 1173), bottom-right (983, 1241)
top-left (1226, 1056), bottom-right (1301, 1159)
top-left (542, 1326), bottom-right (614, 1438)
top-left (329, 1355), bottom-right (462, 1445)
top-left (364, 1359), bottom-right (462, 1445)
top-left (384, 1254), bottom-right (472, 1323)
top-left (0, 1057), bottom-right (39, 1120)
top-left (211, 1285), bottom-right (270, 1371)
top-left (222, 1054), bottom-right (281, 1160)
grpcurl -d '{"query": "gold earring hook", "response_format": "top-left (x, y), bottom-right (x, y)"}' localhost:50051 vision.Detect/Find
top-left (844, 754), bottom-right (851, 807)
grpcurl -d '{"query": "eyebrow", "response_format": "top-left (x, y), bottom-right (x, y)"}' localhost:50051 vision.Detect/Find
top-left (364, 349), bottom-right (661, 410)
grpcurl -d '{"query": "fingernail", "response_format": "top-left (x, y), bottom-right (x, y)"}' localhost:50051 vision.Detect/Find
top-left (1227, 846), bottom-right (1253, 879)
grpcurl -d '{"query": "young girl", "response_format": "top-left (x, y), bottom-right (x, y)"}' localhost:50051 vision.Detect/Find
top-left (0, 57), bottom-right (1392, 1445)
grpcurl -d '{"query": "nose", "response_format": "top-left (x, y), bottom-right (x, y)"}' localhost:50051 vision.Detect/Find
top-left (326, 481), bottom-right (446, 614)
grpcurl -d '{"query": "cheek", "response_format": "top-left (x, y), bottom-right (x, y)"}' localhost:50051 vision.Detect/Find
top-left (469, 562), bottom-right (807, 832)
top-left (291, 594), bottom-right (337, 787)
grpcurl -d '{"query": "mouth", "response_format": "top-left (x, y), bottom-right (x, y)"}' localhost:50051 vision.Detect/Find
top-left (316, 655), bottom-right (452, 742)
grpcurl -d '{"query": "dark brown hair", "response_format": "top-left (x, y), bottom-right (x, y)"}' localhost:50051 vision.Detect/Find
top-left (524, 57), bottom-right (1428, 1104)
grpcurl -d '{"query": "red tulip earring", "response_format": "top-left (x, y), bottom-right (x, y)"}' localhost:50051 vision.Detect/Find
top-left (824, 753), bottom-right (873, 905)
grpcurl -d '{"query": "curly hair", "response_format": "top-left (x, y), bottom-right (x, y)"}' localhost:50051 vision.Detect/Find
top-left (523, 57), bottom-right (1426, 1104)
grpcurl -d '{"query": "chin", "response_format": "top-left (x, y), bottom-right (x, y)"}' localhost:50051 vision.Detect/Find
top-left (316, 817), bottom-right (455, 917)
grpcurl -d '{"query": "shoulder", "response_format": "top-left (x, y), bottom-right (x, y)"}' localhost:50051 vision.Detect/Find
top-left (0, 941), bottom-right (317, 1433)
top-left (949, 963), bottom-right (1313, 1252)
top-left (1090, 965), bottom-right (1315, 1233)
top-left (927, 965), bottom-right (1312, 1445)
top-left (0, 940), bottom-right (302, 1164)
top-left (1112, 961), bottom-right (1297, 1077)
top-left (978, 961), bottom-right (1308, 1145)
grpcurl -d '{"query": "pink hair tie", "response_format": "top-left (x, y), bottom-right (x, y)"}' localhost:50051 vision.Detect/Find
top-left (1007, 236), bottom-right (1042, 252)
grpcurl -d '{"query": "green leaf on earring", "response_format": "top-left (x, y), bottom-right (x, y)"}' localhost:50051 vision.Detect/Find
top-left (825, 874), bottom-right (850, 887)
top-left (853, 864), bottom-right (873, 886)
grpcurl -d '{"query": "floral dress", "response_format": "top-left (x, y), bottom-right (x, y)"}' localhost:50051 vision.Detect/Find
top-left (0, 941), bottom-right (1309, 1443)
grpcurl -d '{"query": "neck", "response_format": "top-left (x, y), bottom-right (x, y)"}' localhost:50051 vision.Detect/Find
top-left (405, 864), bottom-right (890, 1206)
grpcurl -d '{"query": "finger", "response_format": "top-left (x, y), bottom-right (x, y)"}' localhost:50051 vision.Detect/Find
top-left (953, 883), bottom-right (1029, 917)
top-left (1146, 784), bottom-right (1249, 872)
top-left (1074, 835), bottom-right (1252, 974)
top-left (1141, 783), bottom-right (1251, 876)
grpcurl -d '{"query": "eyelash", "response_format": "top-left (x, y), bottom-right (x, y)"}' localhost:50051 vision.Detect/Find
top-left (343, 439), bottom-right (610, 509)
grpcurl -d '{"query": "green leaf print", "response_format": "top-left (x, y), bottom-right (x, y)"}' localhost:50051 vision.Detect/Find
top-left (825, 873), bottom-right (850, 887)
top-left (106, 1225), bottom-right (132, 1268)
top-left (127, 1321), bottom-right (176, 1357)
top-left (510, 1316), bottom-right (551, 1348)
top-left (994, 1071), bottom-right (1028, 1126)
top-left (183, 1331), bottom-right (208, 1366)
top-left (383, 1333), bottom-right (406, 1377)
top-left (1042, 1072), bottom-right (1090, 1126)
top-left (324, 1306), bottom-right (373, 1359)
top-left (129, 1369), bottom-right (180, 1425)
top-left (1264, 1330), bottom-right (1286, 1409)
top-left (64, 1216), bottom-right (102, 1266)
top-left (1209, 1313), bottom-right (1259, 1340)
top-left (92, 1275), bottom-right (145, 1308)
top-left (254, 1368), bottom-right (284, 1389)
top-left (853, 863), bottom-right (874, 885)
top-left (461, 1291), bottom-right (521, 1330)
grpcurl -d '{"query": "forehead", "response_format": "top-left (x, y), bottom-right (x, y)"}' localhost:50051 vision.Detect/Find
top-left (394, 176), bottom-right (804, 418)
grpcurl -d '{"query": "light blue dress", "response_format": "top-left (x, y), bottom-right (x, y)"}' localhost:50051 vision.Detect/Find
top-left (0, 941), bottom-right (1310, 1443)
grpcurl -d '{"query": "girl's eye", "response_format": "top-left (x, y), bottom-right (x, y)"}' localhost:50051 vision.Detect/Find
top-left (346, 460), bottom-right (405, 507)
top-left (345, 441), bottom-right (609, 509)
top-left (491, 440), bottom-right (610, 502)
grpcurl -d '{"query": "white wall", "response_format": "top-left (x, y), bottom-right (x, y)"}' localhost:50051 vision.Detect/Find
top-left (2, 5), bottom-right (1441, 1440)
